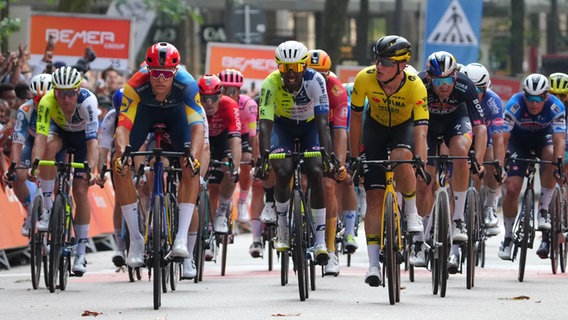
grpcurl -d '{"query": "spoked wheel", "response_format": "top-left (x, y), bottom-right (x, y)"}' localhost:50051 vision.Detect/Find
top-left (518, 189), bottom-right (534, 282)
top-left (59, 252), bottom-right (70, 291)
top-left (405, 234), bottom-right (415, 282)
top-left (431, 201), bottom-right (440, 296)
top-left (265, 224), bottom-right (275, 271)
top-left (291, 190), bottom-right (307, 301)
top-left (438, 192), bottom-right (450, 298)
top-left (280, 250), bottom-right (289, 286)
top-left (30, 195), bottom-right (43, 289)
top-left (152, 196), bottom-right (162, 310)
top-left (465, 189), bottom-right (477, 289)
top-left (196, 190), bottom-right (209, 282)
top-left (221, 234), bottom-right (229, 276)
top-left (384, 193), bottom-right (398, 305)
top-left (550, 188), bottom-right (561, 274)
top-left (166, 193), bottom-right (179, 291)
top-left (48, 196), bottom-right (65, 293)
top-left (560, 191), bottom-right (568, 273)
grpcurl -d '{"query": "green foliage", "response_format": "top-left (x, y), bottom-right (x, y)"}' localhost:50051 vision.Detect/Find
top-left (116, 0), bottom-right (203, 24)
top-left (0, 17), bottom-right (20, 42)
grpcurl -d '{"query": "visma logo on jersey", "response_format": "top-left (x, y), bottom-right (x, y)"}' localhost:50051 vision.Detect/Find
top-left (45, 29), bottom-right (125, 50)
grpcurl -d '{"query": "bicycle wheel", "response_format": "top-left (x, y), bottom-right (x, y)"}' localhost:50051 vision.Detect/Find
top-left (561, 190), bottom-right (568, 273)
top-left (59, 252), bottom-right (70, 291)
top-left (152, 195), bottom-right (162, 310)
top-left (439, 191), bottom-right (450, 297)
top-left (196, 190), bottom-right (209, 282)
top-left (264, 223), bottom-right (275, 271)
top-left (280, 250), bottom-right (289, 286)
top-left (30, 195), bottom-right (43, 289)
top-left (518, 188), bottom-right (534, 282)
top-left (291, 189), bottom-right (307, 301)
top-left (48, 195), bottom-right (65, 293)
top-left (430, 201), bottom-right (440, 295)
top-left (465, 188), bottom-right (477, 289)
top-left (384, 192), bottom-right (397, 305)
top-left (220, 206), bottom-right (232, 276)
top-left (550, 187), bottom-right (561, 274)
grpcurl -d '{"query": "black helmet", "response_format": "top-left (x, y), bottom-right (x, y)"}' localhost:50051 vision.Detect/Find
top-left (372, 35), bottom-right (412, 62)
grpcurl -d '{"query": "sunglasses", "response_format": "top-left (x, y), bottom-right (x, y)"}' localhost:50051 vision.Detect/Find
top-left (149, 68), bottom-right (176, 80)
top-left (374, 57), bottom-right (397, 67)
top-left (476, 86), bottom-right (486, 94)
top-left (525, 93), bottom-right (546, 103)
top-left (278, 63), bottom-right (306, 73)
top-left (431, 76), bottom-right (455, 87)
top-left (55, 89), bottom-right (79, 98)
top-left (201, 94), bottom-right (220, 103)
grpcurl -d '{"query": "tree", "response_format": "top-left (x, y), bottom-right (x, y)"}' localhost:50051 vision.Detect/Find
top-left (510, 0), bottom-right (524, 75)
top-left (319, 0), bottom-right (349, 72)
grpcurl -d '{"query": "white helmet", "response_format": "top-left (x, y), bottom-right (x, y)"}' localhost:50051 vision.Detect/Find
top-left (522, 73), bottom-right (549, 95)
top-left (462, 63), bottom-right (491, 88)
top-left (52, 66), bottom-right (82, 90)
top-left (275, 40), bottom-right (309, 64)
top-left (29, 73), bottom-right (53, 97)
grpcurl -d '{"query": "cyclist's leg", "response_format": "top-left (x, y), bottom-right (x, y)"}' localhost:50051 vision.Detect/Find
top-left (237, 134), bottom-right (253, 223)
top-left (14, 139), bottom-right (34, 235)
top-left (36, 130), bottom-right (62, 231)
top-left (271, 123), bottom-right (294, 250)
top-left (482, 144), bottom-right (501, 233)
top-left (338, 175), bottom-right (358, 251)
top-left (249, 178), bottom-right (265, 258)
top-left (536, 139), bottom-right (555, 258)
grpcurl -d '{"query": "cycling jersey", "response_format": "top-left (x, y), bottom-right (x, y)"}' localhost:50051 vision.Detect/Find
top-left (258, 69), bottom-right (329, 122)
top-left (99, 108), bottom-right (116, 151)
top-left (36, 88), bottom-right (99, 140)
top-left (326, 76), bottom-right (348, 129)
top-left (208, 95), bottom-right (241, 138)
top-left (238, 94), bottom-right (257, 137)
top-left (481, 89), bottom-right (504, 138)
top-left (503, 92), bottom-right (566, 135)
top-left (13, 99), bottom-right (37, 144)
top-left (420, 71), bottom-right (484, 126)
top-left (352, 67), bottom-right (429, 127)
top-left (117, 68), bottom-right (204, 151)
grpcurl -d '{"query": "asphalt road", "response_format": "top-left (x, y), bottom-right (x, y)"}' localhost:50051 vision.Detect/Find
top-left (1, 218), bottom-right (567, 320)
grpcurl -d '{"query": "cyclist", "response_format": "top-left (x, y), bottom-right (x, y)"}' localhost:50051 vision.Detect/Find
top-left (32, 66), bottom-right (100, 277)
top-left (2, 74), bottom-right (51, 236)
top-left (549, 72), bottom-right (568, 109)
top-left (258, 40), bottom-right (333, 265)
top-left (349, 35), bottom-right (428, 286)
top-left (217, 69), bottom-right (257, 226)
top-left (113, 42), bottom-right (205, 268)
top-left (499, 73), bottom-right (566, 260)
top-left (307, 49), bottom-right (350, 275)
top-left (462, 63), bottom-right (505, 237)
top-left (198, 74), bottom-right (242, 234)
top-left (412, 51), bottom-right (487, 269)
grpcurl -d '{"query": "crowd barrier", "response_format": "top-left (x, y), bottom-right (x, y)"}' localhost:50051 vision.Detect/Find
top-left (0, 180), bottom-right (116, 251)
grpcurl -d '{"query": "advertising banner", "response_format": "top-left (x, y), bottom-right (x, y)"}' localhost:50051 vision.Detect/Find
top-left (29, 13), bottom-right (132, 72)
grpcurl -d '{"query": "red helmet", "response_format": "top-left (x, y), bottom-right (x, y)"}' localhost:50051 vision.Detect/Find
top-left (145, 42), bottom-right (180, 68)
top-left (218, 69), bottom-right (244, 88)
top-left (198, 74), bottom-right (223, 95)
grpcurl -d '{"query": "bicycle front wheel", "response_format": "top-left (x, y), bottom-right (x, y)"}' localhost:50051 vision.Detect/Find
top-left (48, 195), bottom-right (65, 293)
top-left (196, 190), bottom-right (209, 282)
top-left (384, 192), bottom-right (397, 305)
top-left (561, 189), bottom-right (568, 273)
top-left (550, 187), bottom-right (561, 274)
top-left (152, 195), bottom-right (162, 310)
top-left (291, 189), bottom-right (307, 301)
top-left (465, 188), bottom-right (478, 289)
top-left (518, 188), bottom-right (534, 282)
top-left (30, 194), bottom-right (43, 289)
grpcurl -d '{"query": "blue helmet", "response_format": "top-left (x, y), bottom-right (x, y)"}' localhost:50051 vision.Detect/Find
top-left (112, 88), bottom-right (124, 113)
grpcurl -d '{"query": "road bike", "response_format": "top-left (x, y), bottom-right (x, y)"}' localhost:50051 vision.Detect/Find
top-left (549, 178), bottom-right (568, 274)
top-left (268, 147), bottom-right (323, 301)
top-left (31, 151), bottom-right (90, 293)
top-left (506, 153), bottom-right (561, 282)
top-left (7, 163), bottom-right (47, 290)
top-left (352, 152), bottom-right (428, 305)
top-left (121, 126), bottom-right (197, 309)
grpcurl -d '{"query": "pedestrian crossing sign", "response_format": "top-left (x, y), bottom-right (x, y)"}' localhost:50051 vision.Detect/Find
top-left (427, 0), bottom-right (478, 46)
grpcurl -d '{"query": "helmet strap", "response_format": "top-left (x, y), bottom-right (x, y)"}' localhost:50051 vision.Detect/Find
top-left (381, 63), bottom-right (403, 85)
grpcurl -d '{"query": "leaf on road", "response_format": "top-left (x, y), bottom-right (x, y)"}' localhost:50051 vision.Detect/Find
top-left (272, 313), bottom-right (301, 317)
top-left (82, 310), bottom-right (103, 317)
top-left (498, 295), bottom-right (530, 301)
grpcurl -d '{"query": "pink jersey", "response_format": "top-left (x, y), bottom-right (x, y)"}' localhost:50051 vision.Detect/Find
top-left (238, 94), bottom-right (258, 137)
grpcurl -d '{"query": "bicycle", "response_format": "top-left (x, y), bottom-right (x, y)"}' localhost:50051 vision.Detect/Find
top-left (31, 151), bottom-right (90, 293)
top-left (352, 152), bottom-right (428, 305)
top-left (267, 147), bottom-right (324, 301)
top-left (7, 163), bottom-right (47, 290)
top-left (506, 153), bottom-right (562, 282)
top-left (120, 135), bottom-right (196, 310)
top-left (549, 177), bottom-right (568, 274)
top-left (194, 159), bottom-right (230, 282)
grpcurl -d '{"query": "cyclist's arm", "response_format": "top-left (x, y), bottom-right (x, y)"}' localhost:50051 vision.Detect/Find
top-left (414, 125), bottom-right (428, 164)
top-left (86, 138), bottom-right (99, 173)
top-left (226, 99), bottom-right (242, 168)
top-left (32, 96), bottom-right (51, 161)
top-left (552, 132), bottom-right (565, 163)
top-left (473, 124), bottom-right (487, 165)
top-left (316, 113), bottom-right (332, 156)
top-left (257, 77), bottom-right (275, 158)
top-left (349, 108), bottom-right (362, 158)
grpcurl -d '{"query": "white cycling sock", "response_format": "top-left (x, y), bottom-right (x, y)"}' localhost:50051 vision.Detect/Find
top-left (187, 232), bottom-right (197, 255)
top-left (114, 228), bottom-right (125, 251)
top-left (275, 200), bottom-right (289, 228)
top-left (251, 219), bottom-right (263, 242)
top-left (538, 187), bottom-right (554, 213)
top-left (40, 179), bottom-right (55, 211)
top-left (367, 243), bottom-right (380, 267)
top-left (343, 210), bottom-right (356, 237)
top-left (504, 217), bottom-right (515, 238)
top-left (121, 203), bottom-right (143, 242)
top-left (453, 191), bottom-right (466, 221)
top-left (484, 187), bottom-right (499, 208)
top-left (75, 224), bottom-right (89, 255)
top-left (176, 203), bottom-right (195, 241)
top-left (312, 208), bottom-right (326, 245)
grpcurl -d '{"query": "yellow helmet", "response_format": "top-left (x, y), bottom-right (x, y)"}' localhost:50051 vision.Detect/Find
top-left (549, 72), bottom-right (568, 94)
top-left (307, 49), bottom-right (332, 73)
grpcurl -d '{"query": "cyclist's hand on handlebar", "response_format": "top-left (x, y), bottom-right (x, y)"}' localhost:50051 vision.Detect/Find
top-left (230, 168), bottom-right (240, 183)
top-left (335, 164), bottom-right (347, 182)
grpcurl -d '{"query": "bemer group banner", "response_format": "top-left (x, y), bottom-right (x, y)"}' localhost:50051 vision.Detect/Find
top-left (29, 13), bottom-right (132, 72)
top-left (423, 0), bottom-right (483, 68)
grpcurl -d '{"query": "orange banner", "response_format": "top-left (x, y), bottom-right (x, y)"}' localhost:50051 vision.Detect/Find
top-left (0, 179), bottom-right (116, 251)
top-left (206, 42), bottom-right (277, 81)
top-left (336, 65), bottom-right (366, 84)
top-left (29, 13), bottom-right (131, 71)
